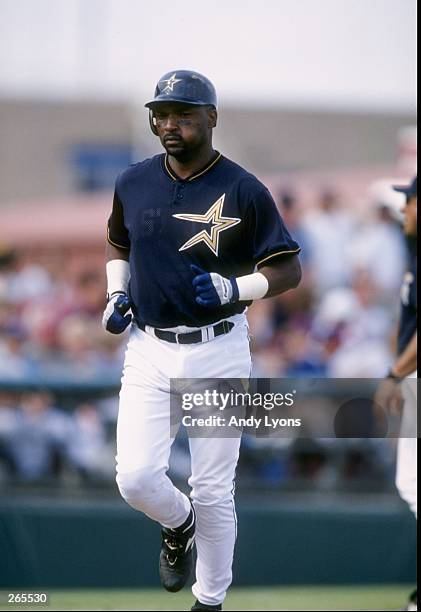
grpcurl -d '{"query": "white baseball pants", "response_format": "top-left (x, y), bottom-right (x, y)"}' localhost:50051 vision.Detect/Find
top-left (115, 314), bottom-right (251, 606)
top-left (395, 372), bottom-right (418, 517)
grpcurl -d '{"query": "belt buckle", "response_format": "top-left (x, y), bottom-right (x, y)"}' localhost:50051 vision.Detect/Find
top-left (174, 332), bottom-right (180, 344)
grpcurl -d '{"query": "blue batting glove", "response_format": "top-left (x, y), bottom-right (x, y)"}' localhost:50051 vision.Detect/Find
top-left (102, 292), bottom-right (132, 334)
top-left (191, 265), bottom-right (239, 308)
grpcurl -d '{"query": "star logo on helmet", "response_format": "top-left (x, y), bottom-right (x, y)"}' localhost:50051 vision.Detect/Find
top-left (161, 73), bottom-right (182, 93)
top-left (173, 194), bottom-right (241, 257)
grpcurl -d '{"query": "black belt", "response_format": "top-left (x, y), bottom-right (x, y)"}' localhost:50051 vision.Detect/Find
top-left (137, 320), bottom-right (234, 344)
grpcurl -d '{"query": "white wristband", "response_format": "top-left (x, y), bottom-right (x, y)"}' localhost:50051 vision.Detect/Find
top-left (236, 272), bottom-right (269, 301)
top-left (106, 259), bottom-right (130, 296)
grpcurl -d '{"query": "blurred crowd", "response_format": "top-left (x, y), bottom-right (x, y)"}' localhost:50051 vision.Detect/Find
top-left (0, 390), bottom-right (396, 492)
top-left (0, 249), bottom-right (123, 381)
top-left (0, 390), bottom-right (116, 486)
top-left (0, 185), bottom-right (410, 491)
top-left (250, 186), bottom-right (406, 378)
top-left (0, 187), bottom-right (407, 380)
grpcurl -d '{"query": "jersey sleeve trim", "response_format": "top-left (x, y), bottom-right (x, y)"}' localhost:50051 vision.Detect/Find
top-left (106, 227), bottom-right (130, 250)
top-left (256, 248), bottom-right (301, 269)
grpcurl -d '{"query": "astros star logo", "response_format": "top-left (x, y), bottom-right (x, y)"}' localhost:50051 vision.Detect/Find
top-left (161, 73), bottom-right (182, 93)
top-left (173, 194), bottom-right (241, 256)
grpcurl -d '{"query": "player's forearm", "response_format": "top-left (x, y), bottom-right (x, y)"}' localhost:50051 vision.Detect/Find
top-left (233, 255), bottom-right (302, 302)
top-left (391, 332), bottom-right (417, 379)
top-left (106, 242), bottom-right (130, 263)
top-left (259, 255), bottom-right (302, 298)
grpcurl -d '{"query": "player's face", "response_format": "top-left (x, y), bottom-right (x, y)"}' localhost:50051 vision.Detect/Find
top-left (153, 103), bottom-right (216, 159)
top-left (402, 196), bottom-right (417, 236)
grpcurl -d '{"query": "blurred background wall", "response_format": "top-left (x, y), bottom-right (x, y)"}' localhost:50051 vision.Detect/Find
top-left (0, 100), bottom-right (416, 202)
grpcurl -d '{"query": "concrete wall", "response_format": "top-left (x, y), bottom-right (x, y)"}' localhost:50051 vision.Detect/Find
top-left (1, 497), bottom-right (416, 587)
top-left (0, 98), bottom-right (415, 203)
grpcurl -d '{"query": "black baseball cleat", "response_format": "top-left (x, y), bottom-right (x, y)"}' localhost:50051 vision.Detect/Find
top-left (402, 589), bottom-right (417, 611)
top-left (191, 600), bottom-right (222, 611)
top-left (159, 503), bottom-right (196, 592)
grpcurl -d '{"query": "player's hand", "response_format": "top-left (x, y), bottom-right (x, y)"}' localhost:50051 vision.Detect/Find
top-left (102, 292), bottom-right (132, 334)
top-left (373, 377), bottom-right (404, 418)
top-left (191, 265), bottom-right (239, 308)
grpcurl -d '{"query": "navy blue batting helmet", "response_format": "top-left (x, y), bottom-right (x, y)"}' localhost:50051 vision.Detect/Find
top-left (393, 176), bottom-right (417, 200)
top-left (145, 70), bottom-right (217, 134)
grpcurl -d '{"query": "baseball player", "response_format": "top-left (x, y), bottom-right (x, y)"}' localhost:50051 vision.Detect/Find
top-left (375, 176), bottom-right (417, 611)
top-left (102, 70), bottom-right (301, 611)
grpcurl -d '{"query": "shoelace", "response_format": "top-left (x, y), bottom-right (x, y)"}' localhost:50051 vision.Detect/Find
top-left (164, 535), bottom-right (184, 565)
top-left (164, 536), bottom-right (183, 551)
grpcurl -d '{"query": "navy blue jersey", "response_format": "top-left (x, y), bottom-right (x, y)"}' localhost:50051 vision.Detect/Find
top-left (107, 152), bottom-right (300, 328)
top-left (397, 239), bottom-right (417, 355)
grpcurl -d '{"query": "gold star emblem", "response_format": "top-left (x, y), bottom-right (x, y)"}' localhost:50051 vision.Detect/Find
top-left (173, 194), bottom-right (241, 256)
top-left (161, 73), bottom-right (182, 93)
